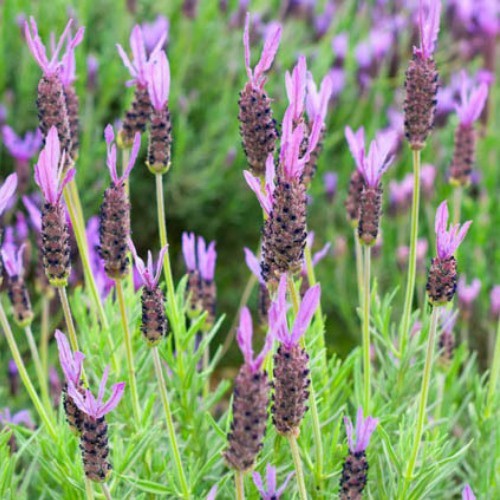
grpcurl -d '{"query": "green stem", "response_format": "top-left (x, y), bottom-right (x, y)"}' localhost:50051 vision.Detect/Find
top-left (58, 287), bottom-right (80, 354)
top-left (101, 482), bottom-right (112, 500)
top-left (40, 295), bottom-right (51, 379)
top-left (354, 228), bottom-right (364, 310)
top-left (115, 280), bottom-right (141, 426)
top-left (288, 435), bottom-right (307, 500)
top-left (84, 477), bottom-right (95, 500)
top-left (152, 347), bottom-right (190, 498)
top-left (362, 244), bottom-right (372, 412)
top-left (485, 318), bottom-right (500, 419)
top-left (400, 149), bottom-right (421, 356)
top-left (0, 302), bottom-right (57, 440)
top-left (235, 471), bottom-right (245, 500)
top-left (400, 306), bottom-right (439, 498)
top-left (25, 325), bottom-right (51, 412)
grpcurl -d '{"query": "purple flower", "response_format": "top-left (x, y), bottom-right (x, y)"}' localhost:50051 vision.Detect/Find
top-left (313, 1), bottom-right (335, 39)
top-left (146, 50), bottom-right (170, 111)
top-left (243, 155), bottom-right (275, 216)
top-left (1, 243), bottom-right (26, 278)
top-left (331, 33), bottom-right (348, 60)
top-left (24, 18), bottom-right (84, 76)
top-left (236, 307), bottom-right (273, 373)
top-left (54, 330), bottom-right (85, 387)
top-left (457, 277), bottom-right (481, 305)
top-left (413, 0), bottom-right (442, 59)
top-left (323, 171), bottom-right (338, 202)
top-left (344, 406), bottom-right (378, 453)
top-left (181, 232), bottom-right (217, 281)
top-left (104, 124), bottom-right (140, 185)
top-left (252, 464), bottom-right (294, 500)
top-left (182, 232), bottom-right (196, 272)
top-left (345, 126), bottom-right (365, 171)
top-left (128, 238), bottom-right (168, 289)
top-left (67, 366), bottom-right (125, 419)
top-left (34, 127), bottom-right (75, 204)
top-left (306, 72), bottom-right (333, 126)
top-left (60, 28), bottom-right (85, 88)
top-left (456, 73), bottom-right (489, 126)
top-left (0, 174), bottom-right (18, 217)
top-left (420, 164), bottom-right (437, 196)
top-left (285, 56), bottom-right (307, 125)
top-left (206, 485), bottom-right (218, 500)
top-left (462, 484), bottom-right (476, 500)
top-left (0, 408), bottom-right (35, 429)
top-left (491, 286), bottom-right (500, 319)
top-left (116, 25), bottom-right (167, 87)
top-left (328, 67), bottom-right (346, 98)
top-left (243, 248), bottom-right (264, 285)
top-left (2, 126), bottom-right (43, 163)
top-left (243, 13), bottom-right (282, 89)
top-left (22, 195), bottom-right (42, 233)
top-left (86, 55), bottom-right (99, 90)
top-left (269, 274), bottom-right (321, 349)
top-left (8, 359), bottom-right (18, 377)
top-left (141, 16), bottom-right (169, 54)
top-left (434, 201), bottom-right (472, 259)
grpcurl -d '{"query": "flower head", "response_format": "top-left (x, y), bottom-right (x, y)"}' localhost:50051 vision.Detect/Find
top-left (434, 201), bottom-right (472, 259)
top-left (236, 307), bottom-right (273, 373)
top-left (146, 50), bottom-right (170, 111)
top-left (24, 18), bottom-right (84, 76)
top-left (104, 124), bottom-right (140, 185)
top-left (456, 74), bottom-right (489, 127)
top-left (243, 13), bottom-right (282, 89)
top-left (54, 330), bottom-right (85, 387)
top-left (252, 464), bottom-right (294, 500)
top-left (116, 25), bottom-right (167, 87)
top-left (0, 174), bottom-right (18, 217)
top-left (344, 406), bottom-right (379, 453)
top-left (269, 274), bottom-right (321, 349)
top-left (462, 484), bottom-right (476, 500)
top-left (2, 126), bottom-right (43, 162)
top-left (34, 127), bottom-right (75, 204)
top-left (457, 277), bottom-right (481, 305)
top-left (243, 155), bottom-right (275, 216)
top-left (243, 247), bottom-right (264, 285)
top-left (181, 232), bottom-right (217, 281)
top-left (358, 137), bottom-right (393, 188)
top-left (1, 243), bottom-right (26, 277)
top-left (68, 366), bottom-right (125, 420)
top-left (128, 238), bottom-right (168, 289)
top-left (414, 0), bottom-right (442, 59)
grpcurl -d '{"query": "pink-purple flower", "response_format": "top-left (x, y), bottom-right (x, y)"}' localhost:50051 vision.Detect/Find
top-left (285, 55), bottom-right (307, 125)
top-left (128, 238), bottom-right (168, 289)
top-left (141, 16), bottom-right (169, 54)
top-left (55, 330), bottom-right (85, 387)
top-left (344, 406), bottom-right (379, 453)
top-left (146, 50), bottom-right (170, 111)
top-left (243, 248), bottom-right (265, 285)
top-left (0, 174), bottom-right (18, 217)
top-left (0, 408), bottom-right (35, 430)
top-left (2, 126), bottom-right (43, 163)
top-left (455, 73), bottom-right (489, 127)
top-left (243, 155), bottom-right (275, 216)
top-left (252, 463), bottom-right (294, 500)
top-left (104, 124), bottom-right (140, 185)
top-left (462, 484), bottom-right (476, 500)
top-left (34, 127), bottom-right (75, 204)
top-left (181, 232), bottom-right (217, 281)
top-left (434, 201), bottom-right (472, 260)
top-left (269, 274), bottom-right (321, 349)
top-left (457, 277), bottom-right (481, 305)
top-left (413, 0), bottom-right (442, 59)
top-left (60, 27), bottom-right (85, 88)
top-left (236, 307), bottom-right (273, 373)
top-left (1, 243), bottom-right (26, 278)
top-left (305, 72), bottom-right (333, 127)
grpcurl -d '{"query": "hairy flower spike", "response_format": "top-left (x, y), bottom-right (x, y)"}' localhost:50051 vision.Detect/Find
top-left (238, 14), bottom-right (281, 175)
top-left (339, 407), bottom-right (378, 500)
top-left (224, 307), bottom-right (271, 471)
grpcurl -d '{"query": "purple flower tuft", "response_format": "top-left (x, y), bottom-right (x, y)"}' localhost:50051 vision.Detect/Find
top-left (146, 50), bottom-right (170, 111)
top-left (434, 201), bottom-right (472, 260)
top-left (457, 277), bottom-right (481, 305)
top-left (243, 248), bottom-right (264, 285)
top-left (128, 238), bottom-right (168, 289)
top-left (0, 174), bottom-right (18, 217)
top-left (54, 330), bottom-right (85, 387)
top-left (104, 124), bottom-right (140, 184)
top-left (456, 73), bottom-right (489, 126)
top-left (414, 0), bottom-right (442, 59)
top-left (2, 126), bottom-right (43, 162)
top-left (344, 406), bottom-right (378, 453)
top-left (252, 463), bottom-right (294, 500)
top-left (1, 243), bottom-right (26, 277)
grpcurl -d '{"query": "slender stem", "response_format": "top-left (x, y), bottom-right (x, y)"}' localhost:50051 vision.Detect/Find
top-left (58, 287), bottom-right (79, 353)
top-left (235, 471), bottom-right (245, 500)
top-left (84, 477), bottom-right (95, 500)
top-left (354, 228), bottom-right (364, 310)
top-left (202, 343), bottom-right (210, 399)
top-left (362, 245), bottom-right (372, 412)
top-left (400, 149), bottom-right (421, 356)
top-left (453, 186), bottom-right (462, 226)
top-left (40, 295), bottom-right (51, 378)
top-left (288, 435), bottom-right (307, 500)
top-left (401, 306), bottom-right (439, 498)
top-left (24, 325), bottom-right (51, 412)
top-left (115, 280), bottom-right (141, 426)
top-left (0, 303), bottom-right (57, 440)
top-left (152, 347), bottom-right (190, 498)
top-left (485, 318), bottom-right (500, 419)
top-left (101, 483), bottom-right (112, 500)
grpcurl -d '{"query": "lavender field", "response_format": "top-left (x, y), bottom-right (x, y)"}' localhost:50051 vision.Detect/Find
top-left (0, 0), bottom-right (498, 498)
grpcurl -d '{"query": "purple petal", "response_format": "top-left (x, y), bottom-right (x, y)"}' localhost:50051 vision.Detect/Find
top-left (462, 484), bottom-right (476, 500)
top-left (345, 126), bottom-right (365, 171)
top-left (153, 245), bottom-right (168, 286)
top-left (266, 464), bottom-right (277, 494)
top-left (0, 173), bottom-right (18, 216)
top-left (344, 415), bottom-right (355, 452)
top-left (97, 366), bottom-right (110, 407)
top-left (98, 382), bottom-right (125, 418)
top-left (206, 485), bottom-right (218, 500)
top-left (290, 284), bottom-right (321, 344)
top-left (276, 471), bottom-right (295, 498)
top-left (244, 170), bottom-right (272, 215)
top-left (182, 232), bottom-right (197, 271)
top-left (253, 22), bottom-right (282, 87)
top-left (244, 248), bottom-right (264, 284)
top-left (252, 471), bottom-right (265, 496)
top-left (122, 132), bottom-right (141, 181)
top-left (243, 13), bottom-right (252, 81)
top-left (236, 307), bottom-right (254, 366)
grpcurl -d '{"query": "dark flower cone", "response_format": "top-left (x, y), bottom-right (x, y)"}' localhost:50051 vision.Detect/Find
top-left (261, 177), bottom-right (307, 288)
top-left (63, 382), bottom-right (85, 434)
top-left (63, 85), bottom-right (80, 160)
top-left (403, 56), bottom-right (439, 150)
top-left (119, 86), bottom-right (151, 148)
top-left (238, 82), bottom-right (279, 176)
top-left (438, 330), bottom-right (455, 365)
top-left (223, 365), bottom-right (269, 471)
top-left (201, 279), bottom-right (216, 330)
top-left (426, 256), bottom-right (457, 306)
top-left (37, 75), bottom-right (73, 166)
top-left (345, 170), bottom-right (365, 227)
top-left (271, 344), bottom-right (310, 436)
top-left (98, 183), bottom-right (130, 280)
top-left (186, 270), bottom-right (204, 318)
top-left (80, 415), bottom-right (112, 482)
top-left (141, 285), bottom-right (168, 346)
top-left (147, 105), bottom-right (172, 174)
top-left (339, 450), bottom-right (369, 500)
top-left (258, 283), bottom-right (271, 328)
top-left (449, 124), bottom-right (475, 187)
top-left (358, 184), bottom-right (382, 246)
top-left (302, 126), bottom-right (325, 187)
top-left (6, 275), bottom-right (33, 327)
top-left (41, 203), bottom-right (71, 287)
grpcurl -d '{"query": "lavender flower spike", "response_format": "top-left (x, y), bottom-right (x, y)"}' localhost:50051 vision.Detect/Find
top-left (435, 201), bottom-right (472, 260)
top-left (344, 406), bottom-right (379, 453)
top-left (414, 0), bottom-right (442, 60)
top-left (34, 127), bottom-right (75, 204)
top-left (252, 464), bottom-right (294, 500)
top-left (0, 174), bottom-right (18, 217)
top-left (462, 484), bottom-right (476, 500)
top-left (55, 329), bottom-right (85, 387)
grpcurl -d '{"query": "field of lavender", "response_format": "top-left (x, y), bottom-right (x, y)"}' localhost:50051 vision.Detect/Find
top-left (0, 0), bottom-right (498, 499)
